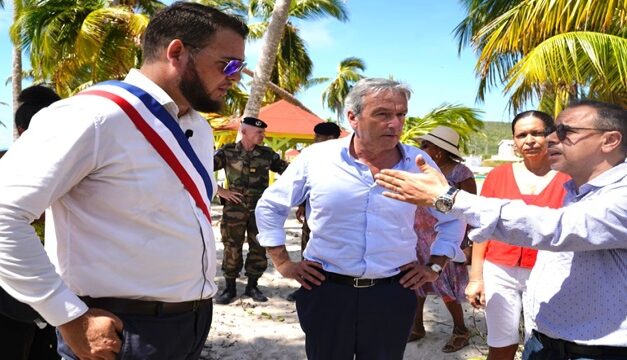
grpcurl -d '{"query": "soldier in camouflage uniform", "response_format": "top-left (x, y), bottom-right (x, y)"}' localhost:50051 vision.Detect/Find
top-left (214, 117), bottom-right (289, 304)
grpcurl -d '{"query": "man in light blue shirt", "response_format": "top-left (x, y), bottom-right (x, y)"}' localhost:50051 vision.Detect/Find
top-left (375, 100), bottom-right (627, 360)
top-left (255, 78), bottom-right (465, 359)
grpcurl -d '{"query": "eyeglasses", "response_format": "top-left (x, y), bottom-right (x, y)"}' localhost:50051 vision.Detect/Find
top-left (185, 42), bottom-right (246, 77)
top-left (544, 123), bottom-right (614, 141)
top-left (221, 58), bottom-right (246, 76)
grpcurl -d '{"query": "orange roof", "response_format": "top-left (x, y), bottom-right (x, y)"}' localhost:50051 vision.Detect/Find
top-left (215, 100), bottom-right (347, 137)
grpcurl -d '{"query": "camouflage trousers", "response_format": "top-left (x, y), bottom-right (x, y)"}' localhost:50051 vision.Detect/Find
top-left (220, 202), bottom-right (267, 280)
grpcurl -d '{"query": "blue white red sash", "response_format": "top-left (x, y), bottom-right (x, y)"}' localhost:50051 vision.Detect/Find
top-left (79, 80), bottom-right (213, 224)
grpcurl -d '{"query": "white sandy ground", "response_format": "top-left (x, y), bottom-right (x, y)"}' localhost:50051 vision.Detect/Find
top-left (201, 205), bottom-right (522, 360)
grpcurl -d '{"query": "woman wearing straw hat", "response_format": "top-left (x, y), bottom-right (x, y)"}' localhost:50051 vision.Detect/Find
top-left (408, 126), bottom-right (477, 353)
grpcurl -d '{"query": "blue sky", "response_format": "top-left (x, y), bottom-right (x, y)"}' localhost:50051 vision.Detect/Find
top-left (0, 0), bottom-right (516, 151)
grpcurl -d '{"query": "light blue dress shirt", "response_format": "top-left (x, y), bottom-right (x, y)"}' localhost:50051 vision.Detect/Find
top-left (453, 161), bottom-right (627, 346)
top-left (255, 135), bottom-right (466, 279)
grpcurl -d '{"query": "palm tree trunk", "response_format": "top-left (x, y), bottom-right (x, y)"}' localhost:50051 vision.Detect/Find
top-left (11, 6), bottom-right (22, 140)
top-left (241, 68), bottom-right (313, 114)
top-left (242, 0), bottom-right (291, 118)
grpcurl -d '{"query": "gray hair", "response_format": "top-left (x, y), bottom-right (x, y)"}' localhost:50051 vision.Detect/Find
top-left (344, 78), bottom-right (412, 117)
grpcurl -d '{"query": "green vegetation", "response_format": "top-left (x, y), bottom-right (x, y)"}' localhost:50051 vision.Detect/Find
top-left (456, 0), bottom-right (627, 117)
top-left (401, 104), bottom-right (485, 154)
top-left (465, 121), bottom-right (511, 158)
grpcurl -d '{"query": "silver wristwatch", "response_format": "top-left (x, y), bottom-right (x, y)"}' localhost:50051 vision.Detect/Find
top-left (433, 186), bottom-right (459, 213)
top-left (426, 262), bottom-right (443, 275)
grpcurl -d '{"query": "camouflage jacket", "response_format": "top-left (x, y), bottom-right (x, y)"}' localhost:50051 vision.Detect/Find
top-left (214, 142), bottom-right (289, 203)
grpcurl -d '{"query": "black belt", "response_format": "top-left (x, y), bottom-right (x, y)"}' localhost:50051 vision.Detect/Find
top-left (534, 331), bottom-right (627, 358)
top-left (80, 296), bottom-right (212, 316)
top-left (323, 271), bottom-right (404, 288)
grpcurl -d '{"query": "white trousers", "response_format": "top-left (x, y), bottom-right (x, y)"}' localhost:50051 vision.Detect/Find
top-left (483, 259), bottom-right (533, 347)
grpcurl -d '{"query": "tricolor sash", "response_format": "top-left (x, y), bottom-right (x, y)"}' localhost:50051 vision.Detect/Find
top-left (79, 80), bottom-right (213, 224)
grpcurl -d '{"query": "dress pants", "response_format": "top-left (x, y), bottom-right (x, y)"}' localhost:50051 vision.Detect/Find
top-left (57, 302), bottom-right (213, 360)
top-left (295, 279), bottom-right (417, 360)
top-left (523, 331), bottom-right (627, 360)
top-left (0, 313), bottom-right (59, 359)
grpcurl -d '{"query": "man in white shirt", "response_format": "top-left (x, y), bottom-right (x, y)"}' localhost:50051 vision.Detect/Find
top-left (0, 3), bottom-right (247, 359)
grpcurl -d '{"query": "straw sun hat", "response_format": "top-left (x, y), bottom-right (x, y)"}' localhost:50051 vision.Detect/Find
top-left (417, 126), bottom-right (462, 159)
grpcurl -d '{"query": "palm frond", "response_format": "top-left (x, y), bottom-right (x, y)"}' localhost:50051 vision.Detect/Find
top-left (197, 0), bottom-right (248, 18)
top-left (464, 0), bottom-right (626, 100)
top-left (401, 104), bottom-right (485, 153)
top-left (271, 23), bottom-right (313, 94)
top-left (453, 0), bottom-right (519, 53)
top-left (246, 21), bottom-right (268, 40)
top-left (505, 31), bottom-right (627, 116)
top-left (289, 0), bottom-right (349, 22)
top-left (321, 57), bottom-right (366, 120)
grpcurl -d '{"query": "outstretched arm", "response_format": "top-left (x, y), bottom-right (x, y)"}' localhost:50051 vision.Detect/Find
top-left (375, 155), bottom-right (449, 207)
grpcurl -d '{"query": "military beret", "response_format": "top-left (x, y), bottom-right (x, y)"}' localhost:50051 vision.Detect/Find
top-left (241, 117), bottom-right (268, 128)
top-left (314, 122), bottom-right (341, 138)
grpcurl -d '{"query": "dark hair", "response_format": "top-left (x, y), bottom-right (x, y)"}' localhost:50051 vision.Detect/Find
top-left (18, 85), bottom-right (60, 105)
top-left (313, 122), bottom-right (341, 138)
top-left (567, 100), bottom-right (627, 152)
top-left (142, 2), bottom-right (249, 63)
top-left (511, 110), bottom-right (554, 134)
top-left (15, 85), bottom-right (60, 132)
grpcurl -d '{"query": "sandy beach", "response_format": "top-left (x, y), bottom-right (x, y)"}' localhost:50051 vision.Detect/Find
top-left (202, 205), bottom-right (503, 360)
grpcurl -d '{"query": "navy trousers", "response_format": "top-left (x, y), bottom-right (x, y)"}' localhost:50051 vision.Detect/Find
top-left (295, 279), bottom-right (417, 360)
top-left (57, 302), bottom-right (213, 360)
top-left (523, 331), bottom-right (627, 360)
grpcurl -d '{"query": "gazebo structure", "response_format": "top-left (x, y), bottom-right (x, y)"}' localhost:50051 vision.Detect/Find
top-left (213, 100), bottom-right (346, 155)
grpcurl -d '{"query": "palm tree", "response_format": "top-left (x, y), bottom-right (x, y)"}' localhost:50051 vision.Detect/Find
top-left (240, 0), bottom-right (348, 101)
top-left (400, 104), bottom-right (484, 154)
top-left (10, 0), bottom-right (25, 140)
top-left (505, 32), bottom-right (627, 114)
top-left (11, 0), bottom-right (155, 97)
top-left (455, 0), bottom-right (627, 115)
top-left (321, 57), bottom-right (366, 121)
top-left (199, 0), bottom-right (350, 117)
top-left (243, 0), bottom-right (291, 118)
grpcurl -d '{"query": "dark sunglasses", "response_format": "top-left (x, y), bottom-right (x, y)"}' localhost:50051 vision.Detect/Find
top-left (185, 42), bottom-right (246, 77)
top-left (544, 124), bottom-right (614, 141)
top-left (221, 59), bottom-right (246, 77)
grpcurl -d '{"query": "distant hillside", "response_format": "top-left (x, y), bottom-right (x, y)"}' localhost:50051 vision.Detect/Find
top-left (466, 121), bottom-right (512, 157)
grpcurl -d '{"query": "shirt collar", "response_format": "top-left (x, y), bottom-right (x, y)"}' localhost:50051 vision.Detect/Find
top-left (565, 161), bottom-right (627, 196)
top-left (124, 69), bottom-right (180, 117)
top-left (342, 134), bottom-right (410, 164)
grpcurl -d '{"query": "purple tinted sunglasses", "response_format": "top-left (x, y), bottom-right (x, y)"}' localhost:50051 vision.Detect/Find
top-left (222, 59), bottom-right (246, 76)
top-left (185, 42), bottom-right (245, 76)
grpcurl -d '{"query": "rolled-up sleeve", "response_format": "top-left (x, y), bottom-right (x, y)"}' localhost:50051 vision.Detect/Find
top-left (428, 208), bottom-right (466, 262)
top-left (255, 151), bottom-right (309, 247)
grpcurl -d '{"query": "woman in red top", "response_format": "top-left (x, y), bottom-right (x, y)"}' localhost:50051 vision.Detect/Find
top-left (465, 111), bottom-right (570, 360)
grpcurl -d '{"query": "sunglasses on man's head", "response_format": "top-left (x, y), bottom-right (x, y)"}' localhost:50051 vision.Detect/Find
top-left (544, 124), bottom-right (615, 141)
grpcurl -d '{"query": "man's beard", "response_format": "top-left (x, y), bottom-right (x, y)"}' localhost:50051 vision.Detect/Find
top-left (179, 62), bottom-right (223, 113)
